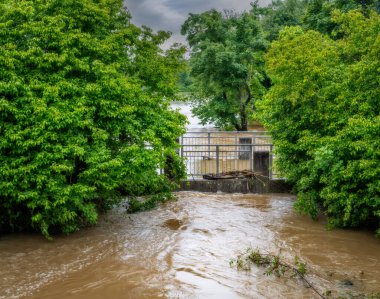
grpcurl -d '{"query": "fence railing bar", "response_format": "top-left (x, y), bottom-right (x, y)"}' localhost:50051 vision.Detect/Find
top-left (181, 144), bottom-right (274, 147)
top-left (185, 131), bottom-right (268, 134)
top-left (216, 145), bottom-right (220, 176)
top-left (182, 150), bottom-right (260, 153)
top-left (181, 138), bottom-right (271, 140)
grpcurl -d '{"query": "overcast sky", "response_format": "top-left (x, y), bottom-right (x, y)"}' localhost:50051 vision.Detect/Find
top-left (125, 0), bottom-right (271, 48)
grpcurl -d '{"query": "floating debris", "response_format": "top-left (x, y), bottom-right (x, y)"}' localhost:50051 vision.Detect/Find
top-left (203, 170), bottom-right (257, 180)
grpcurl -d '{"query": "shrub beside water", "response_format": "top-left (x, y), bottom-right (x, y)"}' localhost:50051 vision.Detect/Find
top-left (258, 10), bottom-right (380, 234)
top-left (0, 0), bottom-right (186, 238)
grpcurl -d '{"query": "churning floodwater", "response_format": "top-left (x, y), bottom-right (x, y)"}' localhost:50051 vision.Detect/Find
top-left (1, 192), bottom-right (379, 299)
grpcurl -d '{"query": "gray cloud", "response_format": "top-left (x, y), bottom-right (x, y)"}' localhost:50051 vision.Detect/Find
top-left (125, 0), bottom-right (271, 48)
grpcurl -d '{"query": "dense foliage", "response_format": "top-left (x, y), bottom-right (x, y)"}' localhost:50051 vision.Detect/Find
top-left (257, 0), bottom-right (308, 41)
top-left (257, 10), bottom-right (380, 233)
top-left (303, 0), bottom-right (380, 35)
top-left (0, 0), bottom-right (186, 237)
top-left (181, 9), bottom-right (268, 131)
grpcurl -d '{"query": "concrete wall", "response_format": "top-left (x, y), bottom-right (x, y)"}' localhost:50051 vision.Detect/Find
top-left (178, 175), bottom-right (291, 194)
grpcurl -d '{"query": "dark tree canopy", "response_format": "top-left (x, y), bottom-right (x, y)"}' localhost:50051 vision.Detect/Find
top-left (303, 0), bottom-right (380, 35)
top-left (182, 9), bottom-right (268, 131)
top-left (257, 0), bottom-right (308, 41)
top-left (0, 0), bottom-right (186, 237)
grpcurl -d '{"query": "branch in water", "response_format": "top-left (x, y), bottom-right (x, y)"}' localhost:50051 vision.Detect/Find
top-left (229, 248), bottom-right (326, 299)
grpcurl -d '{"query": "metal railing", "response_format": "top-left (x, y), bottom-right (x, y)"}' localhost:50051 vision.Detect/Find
top-left (179, 131), bottom-right (280, 180)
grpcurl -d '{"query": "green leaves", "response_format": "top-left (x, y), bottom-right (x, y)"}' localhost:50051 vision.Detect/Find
top-left (182, 10), bottom-right (268, 131)
top-left (0, 0), bottom-right (186, 238)
top-left (258, 9), bottom-right (380, 233)
top-left (258, 0), bottom-right (308, 41)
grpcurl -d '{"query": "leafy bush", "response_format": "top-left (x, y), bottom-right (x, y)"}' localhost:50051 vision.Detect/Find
top-left (257, 10), bottom-right (380, 233)
top-left (0, 0), bottom-right (186, 237)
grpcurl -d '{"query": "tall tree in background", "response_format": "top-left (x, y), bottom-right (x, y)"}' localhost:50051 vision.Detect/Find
top-left (257, 0), bottom-right (308, 41)
top-left (0, 0), bottom-right (186, 237)
top-left (181, 9), bottom-right (268, 131)
top-left (303, 0), bottom-right (380, 35)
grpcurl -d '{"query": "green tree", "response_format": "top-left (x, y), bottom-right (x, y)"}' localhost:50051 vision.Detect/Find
top-left (257, 10), bottom-right (380, 233)
top-left (0, 0), bottom-right (186, 237)
top-left (177, 61), bottom-right (192, 93)
top-left (181, 9), bottom-right (268, 131)
top-left (177, 72), bottom-right (191, 93)
top-left (303, 0), bottom-right (380, 35)
top-left (257, 0), bottom-right (308, 41)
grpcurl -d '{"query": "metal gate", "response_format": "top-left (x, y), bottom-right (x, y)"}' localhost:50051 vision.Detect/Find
top-left (179, 131), bottom-right (279, 180)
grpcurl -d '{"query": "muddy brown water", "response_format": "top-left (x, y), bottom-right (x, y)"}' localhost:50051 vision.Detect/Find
top-left (1, 192), bottom-right (379, 299)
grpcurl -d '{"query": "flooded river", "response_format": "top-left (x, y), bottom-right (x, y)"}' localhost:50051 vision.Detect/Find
top-left (1, 192), bottom-right (379, 299)
top-left (1, 105), bottom-right (379, 298)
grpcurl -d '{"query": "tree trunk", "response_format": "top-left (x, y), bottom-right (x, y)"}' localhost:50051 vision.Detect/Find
top-left (233, 106), bottom-right (248, 131)
top-left (236, 83), bottom-right (251, 131)
top-left (240, 107), bottom-right (248, 131)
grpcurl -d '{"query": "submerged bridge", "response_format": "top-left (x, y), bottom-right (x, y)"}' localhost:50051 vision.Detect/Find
top-left (178, 131), bottom-right (289, 193)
